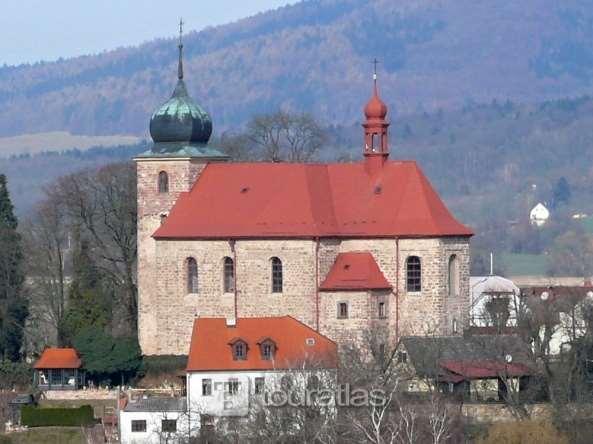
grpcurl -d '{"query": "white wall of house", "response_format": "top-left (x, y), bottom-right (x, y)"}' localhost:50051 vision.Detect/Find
top-left (186, 369), bottom-right (335, 431)
top-left (120, 410), bottom-right (189, 444)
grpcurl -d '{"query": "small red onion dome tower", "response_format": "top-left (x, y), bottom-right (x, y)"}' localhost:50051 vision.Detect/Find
top-left (363, 61), bottom-right (390, 175)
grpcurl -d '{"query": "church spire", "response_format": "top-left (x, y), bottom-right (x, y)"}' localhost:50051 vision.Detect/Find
top-left (178, 18), bottom-right (184, 80)
top-left (363, 59), bottom-right (390, 174)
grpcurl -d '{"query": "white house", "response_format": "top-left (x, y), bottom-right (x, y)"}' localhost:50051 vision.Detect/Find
top-left (119, 397), bottom-right (189, 444)
top-left (470, 275), bottom-right (520, 327)
top-left (530, 203), bottom-right (550, 227)
top-left (119, 316), bottom-right (338, 443)
top-left (185, 316), bottom-right (338, 432)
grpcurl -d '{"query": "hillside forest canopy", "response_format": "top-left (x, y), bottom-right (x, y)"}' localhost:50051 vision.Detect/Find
top-left (2, 0), bottom-right (593, 137)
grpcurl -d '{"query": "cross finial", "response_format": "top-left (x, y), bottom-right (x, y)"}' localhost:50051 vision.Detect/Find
top-left (179, 18), bottom-right (184, 46)
top-left (177, 18), bottom-right (184, 80)
top-left (372, 58), bottom-right (379, 81)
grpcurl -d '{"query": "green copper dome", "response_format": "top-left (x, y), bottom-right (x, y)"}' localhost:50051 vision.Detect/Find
top-left (149, 79), bottom-right (213, 144)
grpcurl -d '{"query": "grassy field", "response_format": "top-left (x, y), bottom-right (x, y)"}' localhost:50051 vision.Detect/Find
top-left (582, 218), bottom-right (593, 234)
top-left (0, 131), bottom-right (141, 157)
top-left (502, 253), bottom-right (547, 276)
top-left (0, 427), bottom-right (85, 444)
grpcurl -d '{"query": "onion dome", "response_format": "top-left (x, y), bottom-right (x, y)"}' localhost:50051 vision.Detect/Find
top-left (364, 82), bottom-right (388, 120)
top-left (149, 79), bottom-right (212, 144)
top-left (149, 21), bottom-right (212, 145)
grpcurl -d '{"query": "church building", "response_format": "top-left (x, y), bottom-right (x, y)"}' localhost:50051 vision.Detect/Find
top-left (135, 34), bottom-right (473, 356)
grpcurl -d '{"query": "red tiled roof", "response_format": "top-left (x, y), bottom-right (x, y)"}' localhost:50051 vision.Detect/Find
top-left (522, 286), bottom-right (593, 304)
top-left (320, 252), bottom-right (391, 291)
top-left (154, 161), bottom-right (472, 239)
top-left (439, 359), bottom-right (532, 380)
top-left (33, 348), bottom-right (81, 369)
top-left (186, 316), bottom-right (338, 372)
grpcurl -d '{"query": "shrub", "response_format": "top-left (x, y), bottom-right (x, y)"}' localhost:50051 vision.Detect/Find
top-left (21, 405), bottom-right (95, 427)
top-left (141, 355), bottom-right (187, 376)
top-left (478, 420), bottom-right (569, 444)
top-left (137, 355), bottom-right (188, 388)
top-left (73, 326), bottom-right (142, 385)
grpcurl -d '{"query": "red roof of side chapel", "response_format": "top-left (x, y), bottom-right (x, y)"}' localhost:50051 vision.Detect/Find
top-left (153, 161), bottom-right (472, 239)
top-left (33, 348), bottom-right (81, 369)
top-left (320, 252), bottom-right (391, 291)
top-left (186, 316), bottom-right (338, 372)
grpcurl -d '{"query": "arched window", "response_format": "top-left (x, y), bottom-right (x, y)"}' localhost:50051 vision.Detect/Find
top-left (223, 257), bottom-right (235, 293)
top-left (160, 214), bottom-right (168, 225)
top-left (448, 254), bottom-right (459, 297)
top-left (406, 256), bottom-right (422, 292)
top-left (271, 257), bottom-right (283, 293)
top-left (158, 171), bottom-right (169, 193)
top-left (187, 257), bottom-right (198, 293)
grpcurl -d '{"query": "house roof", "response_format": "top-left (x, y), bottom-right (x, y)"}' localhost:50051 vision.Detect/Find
top-left (123, 397), bottom-right (187, 412)
top-left (320, 252), bottom-right (391, 291)
top-left (399, 336), bottom-right (533, 380)
top-left (439, 359), bottom-right (533, 380)
top-left (153, 161), bottom-right (472, 239)
top-left (470, 275), bottom-right (519, 298)
top-left (186, 316), bottom-right (338, 372)
top-left (33, 348), bottom-right (81, 369)
top-left (522, 286), bottom-right (593, 304)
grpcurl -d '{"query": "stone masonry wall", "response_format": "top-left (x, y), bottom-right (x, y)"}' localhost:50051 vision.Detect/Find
top-left (152, 239), bottom-right (318, 355)
top-left (141, 233), bottom-right (470, 355)
top-left (136, 159), bottom-right (207, 355)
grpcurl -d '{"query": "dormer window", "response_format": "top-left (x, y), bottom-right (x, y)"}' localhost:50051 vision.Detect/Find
top-left (229, 339), bottom-right (248, 361)
top-left (258, 339), bottom-right (276, 361)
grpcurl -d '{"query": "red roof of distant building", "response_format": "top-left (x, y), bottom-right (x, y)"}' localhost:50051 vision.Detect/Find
top-left (320, 252), bottom-right (391, 291)
top-left (186, 316), bottom-right (338, 372)
top-left (522, 286), bottom-right (593, 304)
top-left (153, 161), bottom-right (472, 239)
top-left (439, 359), bottom-right (532, 380)
top-left (33, 348), bottom-right (81, 369)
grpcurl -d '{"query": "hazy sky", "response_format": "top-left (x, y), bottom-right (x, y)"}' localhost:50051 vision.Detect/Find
top-left (1, 0), bottom-right (296, 66)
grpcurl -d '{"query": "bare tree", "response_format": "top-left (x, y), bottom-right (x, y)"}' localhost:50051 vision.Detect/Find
top-left (22, 198), bottom-right (69, 348)
top-left (49, 163), bottom-right (137, 336)
top-left (247, 110), bottom-right (327, 162)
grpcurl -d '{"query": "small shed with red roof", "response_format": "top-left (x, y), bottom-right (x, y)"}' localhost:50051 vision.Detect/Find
top-left (33, 348), bottom-right (85, 390)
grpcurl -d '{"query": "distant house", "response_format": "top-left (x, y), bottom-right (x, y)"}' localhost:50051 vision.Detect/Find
top-left (470, 275), bottom-right (520, 327)
top-left (397, 335), bottom-right (535, 402)
top-left (530, 203), bottom-right (550, 227)
top-left (33, 348), bottom-right (85, 390)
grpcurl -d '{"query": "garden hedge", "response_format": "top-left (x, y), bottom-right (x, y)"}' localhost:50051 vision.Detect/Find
top-left (21, 405), bottom-right (95, 427)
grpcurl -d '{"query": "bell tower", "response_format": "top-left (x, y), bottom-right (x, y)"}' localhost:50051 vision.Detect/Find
top-left (363, 60), bottom-right (390, 175)
top-left (135, 20), bottom-right (228, 355)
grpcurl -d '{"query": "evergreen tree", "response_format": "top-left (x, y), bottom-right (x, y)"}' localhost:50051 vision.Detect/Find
top-left (60, 236), bottom-right (110, 345)
top-left (552, 176), bottom-right (571, 208)
top-left (0, 174), bottom-right (28, 361)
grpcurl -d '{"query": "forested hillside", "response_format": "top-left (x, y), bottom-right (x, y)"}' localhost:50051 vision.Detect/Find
top-left (2, 0), bottom-right (593, 139)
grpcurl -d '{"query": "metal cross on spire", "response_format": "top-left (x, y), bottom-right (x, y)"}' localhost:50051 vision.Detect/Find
top-left (372, 58), bottom-right (380, 81)
top-left (178, 18), bottom-right (184, 80)
top-left (179, 18), bottom-right (184, 46)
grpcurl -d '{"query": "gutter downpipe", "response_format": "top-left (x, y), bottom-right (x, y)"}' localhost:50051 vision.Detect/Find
top-left (315, 237), bottom-right (320, 331)
top-left (230, 239), bottom-right (238, 321)
top-left (395, 237), bottom-right (400, 342)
